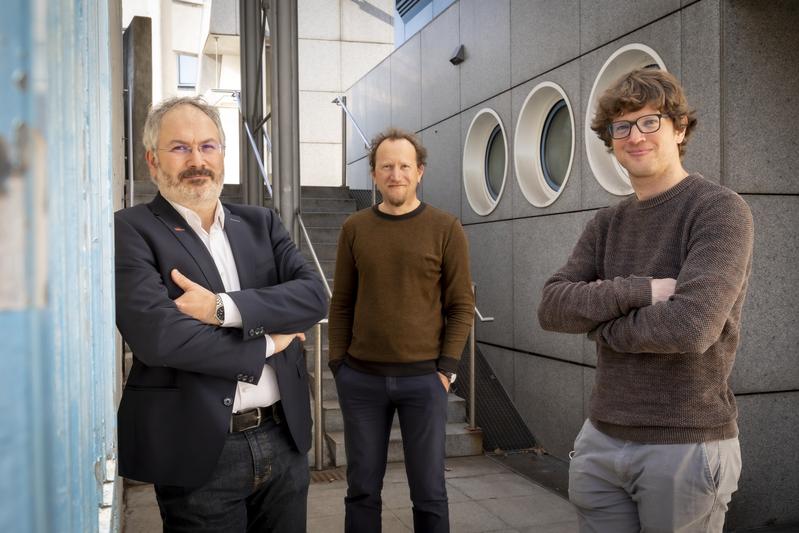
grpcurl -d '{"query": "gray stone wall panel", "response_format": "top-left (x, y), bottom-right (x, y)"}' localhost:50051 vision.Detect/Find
top-left (510, 0), bottom-right (580, 85)
top-left (731, 195), bottom-right (799, 393)
top-left (729, 392), bottom-right (799, 529)
top-left (420, 115), bottom-right (462, 218)
top-left (390, 33), bottom-right (422, 134)
top-left (579, 0), bottom-right (680, 54)
top-left (365, 58), bottom-right (392, 142)
top-left (420, 3), bottom-right (461, 128)
top-left (681, 0), bottom-right (722, 183)
top-left (721, 0), bottom-right (799, 193)
top-left (512, 212), bottom-right (593, 363)
top-left (465, 221), bottom-right (514, 347)
top-left (513, 353), bottom-right (585, 459)
top-left (459, 0), bottom-right (511, 110)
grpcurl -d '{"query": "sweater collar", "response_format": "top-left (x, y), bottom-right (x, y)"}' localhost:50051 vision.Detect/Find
top-left (371, 201), bottom-right (427, 221)
top-left (634, 174), bottom-right (702, 209)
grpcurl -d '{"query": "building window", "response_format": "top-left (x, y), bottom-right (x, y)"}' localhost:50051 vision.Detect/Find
top-left (177, 53), bottom-right (198, 90)
top-left (463, 108), bottom-right (507, 216)
top-left (485, 125), bottom-right (506, 200)
top-left (541, 99), bottom-right (571, 192)
top-left (585, 43), bottom-right (666, 196)
top-left (514, 82), bottom-right (574, 207)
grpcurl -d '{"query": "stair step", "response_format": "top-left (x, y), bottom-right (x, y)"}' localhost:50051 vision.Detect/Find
top-left (301, 186), bottom-right (353, 199)
top-left (326, 423), bottom-right (483, 467)
top-left (304, 227), bottom-right (343, 242)
top-left (301, 212), bottom-right (350, 227)
top-left (301, 243), bottom-right (338, 262)
top-left (301, 197), bottom-right (357, 213)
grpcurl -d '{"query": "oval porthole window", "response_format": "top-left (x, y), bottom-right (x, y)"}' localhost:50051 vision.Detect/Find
top-left (585, 43), bottom-right (666, 196)
top-left (464, 109), bottom-right (507, 215)
top-left (485, 125), bottom-right (506, 200)
top-left (514, 82), bottom-right (575, 207)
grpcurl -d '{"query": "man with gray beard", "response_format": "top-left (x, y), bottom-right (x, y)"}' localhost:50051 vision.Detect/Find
top-left (114, 96), bottom-right (327, 532)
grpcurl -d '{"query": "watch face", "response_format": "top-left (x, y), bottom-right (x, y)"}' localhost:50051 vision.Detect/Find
top-left (215, 296), bottom-right (225, 323)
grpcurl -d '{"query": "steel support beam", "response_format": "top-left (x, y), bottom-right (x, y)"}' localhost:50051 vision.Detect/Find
top-left (267, 0), bottom-right (300, 241)
top-left (239, 0), bottom-right (265, 206)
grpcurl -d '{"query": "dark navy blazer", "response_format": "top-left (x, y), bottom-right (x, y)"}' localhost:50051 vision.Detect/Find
top-left (115, 193), bottom-right (328, 488)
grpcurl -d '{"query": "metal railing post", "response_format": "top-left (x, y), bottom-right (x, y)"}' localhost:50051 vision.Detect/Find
top-left (469, 285), bottom-right (477, 430)
top-left (340, 95), bottom-right (347, 187)
top-left (313, 321), bottom-right (323, 470)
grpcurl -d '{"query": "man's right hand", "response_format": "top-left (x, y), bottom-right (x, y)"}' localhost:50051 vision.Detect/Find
top-left (272, 332), bottom-right (306, 353)
top-left (651, 278), bottom-right (677, 304)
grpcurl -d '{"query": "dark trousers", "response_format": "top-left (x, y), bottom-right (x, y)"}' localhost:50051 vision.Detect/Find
top-left (154, 414), bottom-right (309, 533)
top-left (335, 364), bottom-right (450, 533)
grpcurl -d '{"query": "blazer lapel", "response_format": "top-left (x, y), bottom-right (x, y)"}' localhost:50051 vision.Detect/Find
top-left (223, 205), bottom-right (255, 290)
top-left (148, 193), bottom-right (226, 293)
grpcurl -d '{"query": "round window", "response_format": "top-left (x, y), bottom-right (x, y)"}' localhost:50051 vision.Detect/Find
top-left (585, 43), bottom-right (666, 196)
top-left (541, 99), bottom-right (571, 192)
top-left (463, 108), bottom-right (507, 215)
top-left (514, 82), bottom-right (575, 207)
top-left (485, 125), bottom-right (506, 200)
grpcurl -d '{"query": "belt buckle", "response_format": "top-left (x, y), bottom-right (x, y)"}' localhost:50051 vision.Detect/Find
top-left (231, 407), bottom-right (263, 433)
top-left (241, 407), bottom-right (262, 432)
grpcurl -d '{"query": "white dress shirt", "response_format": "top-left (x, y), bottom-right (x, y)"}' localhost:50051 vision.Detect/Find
top-left (168, 199), bottom-right (280, 412)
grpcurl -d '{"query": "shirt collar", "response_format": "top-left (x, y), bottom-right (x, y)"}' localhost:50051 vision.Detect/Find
top-left (166, 198), bottom-right (226, 232)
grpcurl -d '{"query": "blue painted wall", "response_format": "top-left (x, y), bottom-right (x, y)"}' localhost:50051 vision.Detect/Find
top-left (0, 0), bottom-right (121, 531)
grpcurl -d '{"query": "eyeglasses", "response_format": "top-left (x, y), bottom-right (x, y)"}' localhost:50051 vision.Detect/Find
top-left (608, 113), bottom-right (663, 140)
top-left (158, 142), bottom-right (225, 157)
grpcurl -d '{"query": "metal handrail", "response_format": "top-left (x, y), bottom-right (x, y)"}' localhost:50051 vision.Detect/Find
top-left (467, 287), bottom-right (494, 430)
top-left (297, 211), bottom-right (332, 470)
top-left (296, 212), bottom-right (332, 299)
top-left (332, 96), bottom-right (376, 205)
top-left (233, 90), bottom-right (273, 197)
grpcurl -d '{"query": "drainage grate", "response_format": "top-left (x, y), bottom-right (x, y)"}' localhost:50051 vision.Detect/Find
top-left (453, 344), bottom-right (537, 452)
top-left (310, 466), bottom-right (347, 484)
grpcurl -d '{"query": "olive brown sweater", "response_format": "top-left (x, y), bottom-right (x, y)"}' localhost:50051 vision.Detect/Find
top-left (538, 174), bottom-right (754, 444)
top-left (328, 203), bottom-right (474, 376)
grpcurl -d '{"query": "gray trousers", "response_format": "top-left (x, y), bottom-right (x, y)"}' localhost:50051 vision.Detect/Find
top-left (569, 419), bottom-right (741, 533)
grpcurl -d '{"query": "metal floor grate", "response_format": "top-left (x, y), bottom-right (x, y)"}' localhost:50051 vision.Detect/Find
top-left (453, 344), bottom-right (537, 452)
top-left (310, 466), bottom-right (347, 484)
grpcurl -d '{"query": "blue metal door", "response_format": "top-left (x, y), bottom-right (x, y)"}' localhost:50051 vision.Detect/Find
top-left (0, 0), bottom-right (121, 531)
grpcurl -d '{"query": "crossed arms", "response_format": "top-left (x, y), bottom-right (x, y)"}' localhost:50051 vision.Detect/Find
top-left (115, 207), bottom-right (328, 381)
top-left (538, 193), bottom-right (753, 354)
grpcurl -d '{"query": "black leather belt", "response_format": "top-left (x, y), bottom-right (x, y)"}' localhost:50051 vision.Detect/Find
top-left (229, 401), bottom-right (283, 433)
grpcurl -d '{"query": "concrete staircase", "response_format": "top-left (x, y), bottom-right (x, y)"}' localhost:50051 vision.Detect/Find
top-left (300, 186), bottom-right (483, 468)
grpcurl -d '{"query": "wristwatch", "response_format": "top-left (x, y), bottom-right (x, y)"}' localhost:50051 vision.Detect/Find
top-left (214, 294), bottom-right (225, 325)
top-left (438, 370), bottom-right (457, 384)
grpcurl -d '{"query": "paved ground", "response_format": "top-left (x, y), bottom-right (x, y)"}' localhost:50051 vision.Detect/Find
top-left (124, 455), bottom-right (579, 533)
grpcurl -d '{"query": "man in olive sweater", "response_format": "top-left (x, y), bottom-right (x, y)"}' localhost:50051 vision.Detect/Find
top-left (538, 69), bottom-right (753, 532)
top-left (329, 128), bottom-right (474, 533)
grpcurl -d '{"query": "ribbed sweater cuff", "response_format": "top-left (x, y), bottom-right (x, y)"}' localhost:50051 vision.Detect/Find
top-left (436, 355), bottom-right (459, 374)
top-left (628, 275), bottom-right (653, 309)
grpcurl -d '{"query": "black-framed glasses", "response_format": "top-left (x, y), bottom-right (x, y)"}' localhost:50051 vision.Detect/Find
top-left (608, 113), bottom-right (663, 140)
top-left (157, 142), bottom-right (225, 157)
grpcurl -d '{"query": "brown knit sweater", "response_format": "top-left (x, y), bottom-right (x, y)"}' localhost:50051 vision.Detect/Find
top-left (328, 203), bottom-right (474, 376)
top-left (538, 175), bottom-right (753, 444)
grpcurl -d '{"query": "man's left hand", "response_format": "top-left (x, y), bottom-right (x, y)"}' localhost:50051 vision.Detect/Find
top-left (171, 268), bottom-right (218, 325)
top-left (437, 372), bottom-right (451, 393)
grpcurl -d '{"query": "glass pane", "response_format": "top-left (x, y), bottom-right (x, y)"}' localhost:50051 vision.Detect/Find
top-left (542, 100), bottom-right (571, 191)
top-left (485, 126), bottom-right (505, 200)
top-left (177, 54), bottom-right (198, 87)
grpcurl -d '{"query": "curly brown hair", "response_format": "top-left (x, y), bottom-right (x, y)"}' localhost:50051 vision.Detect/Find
top-left (368, 128), bottom-right (427, 171)
top-left (590, 68), bottom-right (697, 159)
